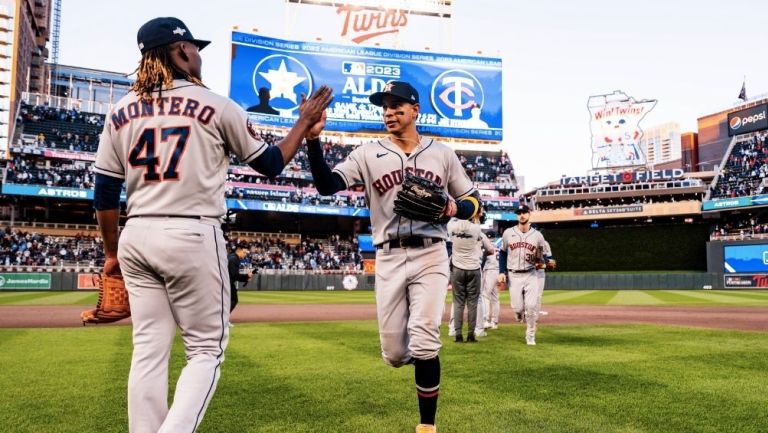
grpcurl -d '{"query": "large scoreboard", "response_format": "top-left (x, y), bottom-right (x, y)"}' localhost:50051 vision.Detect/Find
top-left (229, 32), bottom-right (503, 141)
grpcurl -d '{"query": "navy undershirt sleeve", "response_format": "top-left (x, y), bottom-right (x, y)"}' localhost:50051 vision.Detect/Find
top-left (499, 249), bottom-right (508, 274)
top-left (306, 138), bottom-right (346, 195)
top-left (248, 145), bottom-right (285, 178)
top-left (94, 173), bottom-right (124, 210)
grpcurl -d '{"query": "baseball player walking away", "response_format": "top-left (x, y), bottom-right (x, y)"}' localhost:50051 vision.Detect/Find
top-left (93, 17), bottom-right (332, 433)
top-left (306, 80), bottom-right (482, 433)
top-left (448, 212), bottom-right (494, 343)
top-left (497, 205), bottom-right (554, 346)
top-left (481, 232), bottom-right (502, 330)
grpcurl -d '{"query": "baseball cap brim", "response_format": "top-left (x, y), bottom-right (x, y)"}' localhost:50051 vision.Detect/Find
top-left (369, 91), bottom-right (412, 107)
top-left (191, 39), bottom-right (211, 51)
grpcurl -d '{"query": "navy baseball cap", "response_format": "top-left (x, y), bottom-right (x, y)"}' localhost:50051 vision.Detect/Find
top-left (137, 17), bottom-right (210, 55)
top-left (515, 204), bottom-right (532, 214)
top-left (369, 81), bottom-right (419, 106)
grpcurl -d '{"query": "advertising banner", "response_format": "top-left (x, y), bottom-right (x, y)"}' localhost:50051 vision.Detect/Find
top-left (588, 91), bottom-right (657, 169)
top-left (77, 273), bottom-right (101, 290)
top-left (0, 273), bottom-right (51, 290)
top-left (727, 104), bottom-right (768, 136)
top-left (230, 32), bottom-right (503, 141)
top-left (724, 274), bottom-right (768, 288)
top-left (226, 198), bottom-right (371, 218)
top-left (701, 196), bottom-right (753, 211)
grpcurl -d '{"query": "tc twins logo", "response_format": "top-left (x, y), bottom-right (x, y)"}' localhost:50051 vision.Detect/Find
top-left (430, 69), bottom-right (485, 120)
top-left (252, 55), bottom-right (313, 114)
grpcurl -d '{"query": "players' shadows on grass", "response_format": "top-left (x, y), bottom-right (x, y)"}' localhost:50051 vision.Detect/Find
top-left (207, 344), bottom-right (417, 433)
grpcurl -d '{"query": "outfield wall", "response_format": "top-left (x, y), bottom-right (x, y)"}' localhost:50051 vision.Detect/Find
top-left (0, 271), bottom-right (724, 291)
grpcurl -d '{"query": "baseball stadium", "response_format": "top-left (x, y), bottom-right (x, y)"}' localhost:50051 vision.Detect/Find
top-left (1, 1), bottom-right (767, 432)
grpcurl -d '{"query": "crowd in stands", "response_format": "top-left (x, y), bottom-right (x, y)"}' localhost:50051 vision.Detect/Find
top-left (710, 133), bottom-right (768, 199)
top-left (18, 103), bottom-right (104, 153)
top-left (6, 156), bottom-right (95, 189)
top-left (710, 212), bottom-right (768, 240)
top-left (19, 103), bottom-right (105, 127)
top-left (532, 194), bottom-right (704, 211)
top-left (0, 226), bottom-right (105, 268)
top-left (0, 224), bottom-right (363, 272)
top-left (225, 234), bottom-right (363, 272)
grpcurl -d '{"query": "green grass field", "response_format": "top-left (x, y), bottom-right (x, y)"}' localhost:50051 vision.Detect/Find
top-left (1, 322), bottom-right (766, 433)
top-left (3, 289), bottom-right (768, 306)
top-left (2, 290), bottom-right (768, 432)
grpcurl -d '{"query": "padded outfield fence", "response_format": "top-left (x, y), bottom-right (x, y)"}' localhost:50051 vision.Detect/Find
top-left (0, 271), bottom-right (738, 291)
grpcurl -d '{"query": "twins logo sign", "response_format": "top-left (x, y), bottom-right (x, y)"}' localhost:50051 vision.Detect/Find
top-left (430, 69), bottom-right (488, 129)
top-left (251, 54), bottom-right (313, 115)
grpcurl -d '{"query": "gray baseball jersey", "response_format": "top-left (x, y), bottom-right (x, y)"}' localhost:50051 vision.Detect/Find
top-left (501, 226), bottom-right (547, 272)
top-left (331, 135), bottom-right (476, 366)
top-left (96, 79), bottom-right (267, 433)
top-left (483, 241), bottom-right (500, 271)
top-left (333, 136), bottom-right (475, 245)
top-left (94, 79), bottom-right (267, 218)
top-left (447, 219), bottom-right (494, 270)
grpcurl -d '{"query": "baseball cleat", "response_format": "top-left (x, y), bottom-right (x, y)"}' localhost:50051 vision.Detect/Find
top-left (448, 327), bottom-right (456, 337)
top-left (466, 332), bottom-right (477, 343)
top-left (416, 424), bottom-right (437, 433)
top-left (515, 312), bottom-right (524, 323)
top-left (526, 337), bottom-right (536, 346)
top-left (455, 334), bottom-right (464, 343)
top-left (474, 329), bottom-right (487, 337)
top-left (490, 322), bottom-right (499, 330)
top-left (483, 320), bottom-right (492, 329)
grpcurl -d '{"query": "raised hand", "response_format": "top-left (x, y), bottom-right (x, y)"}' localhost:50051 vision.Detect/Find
top-left (298, 85), bottom-right (333, 127)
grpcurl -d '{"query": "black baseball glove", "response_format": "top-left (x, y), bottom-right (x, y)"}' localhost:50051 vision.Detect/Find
top-left (394, 172), bottom-right (449, 223)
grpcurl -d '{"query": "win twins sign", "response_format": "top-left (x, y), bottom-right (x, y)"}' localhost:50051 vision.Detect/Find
top-left (229, 32), bottom-right (503, 141)
top-left (588, 91), bottom-right (657, 169)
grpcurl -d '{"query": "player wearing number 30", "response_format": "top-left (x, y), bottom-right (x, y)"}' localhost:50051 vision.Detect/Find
top-left (92, 17), bottom-right (332, 433)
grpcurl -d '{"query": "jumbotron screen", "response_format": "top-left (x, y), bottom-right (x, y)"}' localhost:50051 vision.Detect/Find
top-left (229, 32), bottom-right (503, 141)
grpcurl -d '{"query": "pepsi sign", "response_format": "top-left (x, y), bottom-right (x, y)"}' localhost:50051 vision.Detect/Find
top-left (727, 104), bottom-right (768, 136)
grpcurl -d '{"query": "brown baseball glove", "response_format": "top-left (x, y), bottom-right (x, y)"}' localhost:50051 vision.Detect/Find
top-left (81, 273), bottom-right (130, 324)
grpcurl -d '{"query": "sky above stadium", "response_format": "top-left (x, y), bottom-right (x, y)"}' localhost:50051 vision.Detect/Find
top-left (58, 0), bottom-right (768, 191)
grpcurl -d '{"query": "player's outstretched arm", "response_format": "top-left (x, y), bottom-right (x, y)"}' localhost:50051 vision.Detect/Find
top-left (274, 85), bottom-right (333, 164)
top-left (246, 86), bottom-right (333, 178)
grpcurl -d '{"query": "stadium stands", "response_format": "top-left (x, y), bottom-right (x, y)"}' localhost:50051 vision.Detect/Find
top-left (9, 102), bottom-right (520, 211)
top-left (710, 133), bottom-right (768, 199)
top-left (0, 221), bottom-right (362, 272)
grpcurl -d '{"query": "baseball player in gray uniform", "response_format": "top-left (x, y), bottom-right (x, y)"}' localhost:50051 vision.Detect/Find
top-left (497, 205), bottom-right (554, 346)
top-left (447, 214), bottom-right (494, 343)
top-left (307, 81), bottom-right (481, 433)
top-left (481, 233), bottom-right (501, 330)
top-left (92, 17), bottom-right (332, 433)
